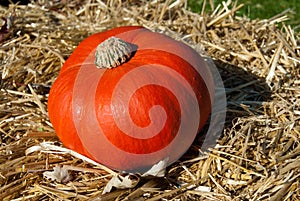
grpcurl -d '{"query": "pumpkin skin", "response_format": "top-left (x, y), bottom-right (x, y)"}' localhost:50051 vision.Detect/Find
top-left (48, 26), bottom-right (213, 173)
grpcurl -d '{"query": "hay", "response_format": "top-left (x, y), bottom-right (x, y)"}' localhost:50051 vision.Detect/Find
top-left (0, 0), bottom-right (299, 200)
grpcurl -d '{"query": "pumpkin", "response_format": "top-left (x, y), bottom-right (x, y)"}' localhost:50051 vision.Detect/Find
top-left (48, 26), bottom-right (213, 173)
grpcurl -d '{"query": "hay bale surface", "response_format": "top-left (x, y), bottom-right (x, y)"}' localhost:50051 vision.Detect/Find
top-left (0, 0), bottom-right (299, 200)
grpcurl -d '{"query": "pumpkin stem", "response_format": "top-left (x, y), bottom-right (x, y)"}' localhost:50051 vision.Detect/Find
top-left (95, 36), bottom-right (133, 69)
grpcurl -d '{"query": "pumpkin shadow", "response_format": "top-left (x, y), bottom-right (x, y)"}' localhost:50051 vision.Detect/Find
top-left (168, 59), bottom-right (272, 172)
top-left (214, 59), bottom-right (272, 120)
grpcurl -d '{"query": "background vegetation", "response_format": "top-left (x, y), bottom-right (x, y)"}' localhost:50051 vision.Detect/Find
top-left (188, 0), bottom-right (300, 31)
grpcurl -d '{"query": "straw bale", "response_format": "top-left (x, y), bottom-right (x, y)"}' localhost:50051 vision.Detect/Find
top-left (0, 0), bottom-right (299, 200)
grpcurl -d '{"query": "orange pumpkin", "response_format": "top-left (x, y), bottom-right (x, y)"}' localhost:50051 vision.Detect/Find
top-left (48, 26), bottom-right (213, 173)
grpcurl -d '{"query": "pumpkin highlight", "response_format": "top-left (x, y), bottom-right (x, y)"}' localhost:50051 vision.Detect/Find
top-left (48, 26), bottom-right (213, 173)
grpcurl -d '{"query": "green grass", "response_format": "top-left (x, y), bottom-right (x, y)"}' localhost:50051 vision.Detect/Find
top-left (188, 0), bottom-right (300, 31)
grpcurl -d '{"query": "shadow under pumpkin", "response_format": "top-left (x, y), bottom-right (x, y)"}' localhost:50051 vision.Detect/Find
top-left (168, 58), bottom-right (272, 169)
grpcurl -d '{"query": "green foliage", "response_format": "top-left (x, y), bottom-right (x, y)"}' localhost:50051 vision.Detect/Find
top-left (188, 0), bottom-right (300, 31)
